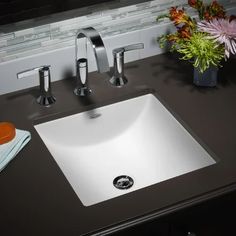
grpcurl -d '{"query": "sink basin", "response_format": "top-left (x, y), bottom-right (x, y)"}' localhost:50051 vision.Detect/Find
top-left (34, 94), bottom-right (216, 206)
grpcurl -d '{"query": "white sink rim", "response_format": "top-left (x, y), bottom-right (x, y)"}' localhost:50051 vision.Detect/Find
top-left (34, 93), bottom-right (216, 206)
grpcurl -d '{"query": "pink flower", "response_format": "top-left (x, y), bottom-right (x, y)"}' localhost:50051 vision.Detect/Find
top-left (197, 18), bottom-right (236, 58)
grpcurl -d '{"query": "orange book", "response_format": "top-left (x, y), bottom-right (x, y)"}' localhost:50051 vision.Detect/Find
top-left (0, 122), bottom-right (16, 145)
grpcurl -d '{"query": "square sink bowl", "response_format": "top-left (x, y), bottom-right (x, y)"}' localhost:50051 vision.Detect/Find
top-left (34, 94), bottom-right (216, 206)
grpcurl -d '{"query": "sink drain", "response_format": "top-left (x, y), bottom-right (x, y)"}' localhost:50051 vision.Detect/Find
top-left (113, 175), bottom-right (134, 190)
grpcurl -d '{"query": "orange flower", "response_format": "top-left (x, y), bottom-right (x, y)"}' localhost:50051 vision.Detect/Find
top-left (178, 25), bottom-right (192, 39)
top-left (188, 0), bottom-right (197, 8)
top-left (169, 7), bottom-right (194, 28)
top-left (169, 7), bottom-right (182, 22)
top-left (207, 0), bottom-right (226, 19)
top-left (169, 7), bottom-right (194, 29)
top-left (204, 11), bottom-right (212, 21)
top-left (188, 0), bottom-right (204, 10)
top-left (169, 7), bottom-right (185, 24)
top-left (166, 34), bottom-right (179, 42)
top-left (211, 1), bottom-right (225, 14)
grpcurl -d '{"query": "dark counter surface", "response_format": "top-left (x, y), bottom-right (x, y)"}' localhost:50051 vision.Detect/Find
top-left (0, 53), bottom-right (236, 236)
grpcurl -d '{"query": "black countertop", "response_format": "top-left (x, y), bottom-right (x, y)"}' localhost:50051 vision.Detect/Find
top-left (0, 53), bottom-right (236, 236)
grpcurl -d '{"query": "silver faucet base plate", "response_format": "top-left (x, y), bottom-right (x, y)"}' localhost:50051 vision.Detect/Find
top-left (109, 76), bottom-right (128, 87)
top-left (37, 95), bottom-right (56, 107)
top-left (74, 87), bottom-right (92, 97)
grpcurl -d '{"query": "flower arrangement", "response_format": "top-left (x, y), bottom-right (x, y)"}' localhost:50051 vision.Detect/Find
top-left (157, 0), bottom-right (236, 73)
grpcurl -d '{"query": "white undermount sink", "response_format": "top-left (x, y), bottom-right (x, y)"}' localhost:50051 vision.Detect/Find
top-left (34, 94), bottom-right (216, 206)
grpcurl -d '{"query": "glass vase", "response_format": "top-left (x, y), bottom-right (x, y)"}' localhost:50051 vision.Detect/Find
top-left (193, 66), bottom-right (218, 87)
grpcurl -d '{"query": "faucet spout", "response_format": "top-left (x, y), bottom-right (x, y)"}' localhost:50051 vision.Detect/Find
top-left (75, 27), bottom-right (109, 73)
top-left (74, 27), bottom-right (109, 96)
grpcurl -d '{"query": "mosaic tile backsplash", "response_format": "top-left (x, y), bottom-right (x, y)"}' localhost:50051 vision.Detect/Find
top-left (0, 0), bottom-right (235, 95)
top-left (0, 0), bottom-right (235, 63)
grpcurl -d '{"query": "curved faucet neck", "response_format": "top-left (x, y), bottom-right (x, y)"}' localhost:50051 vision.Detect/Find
top-left (75, 27), bottom-right (109, 73)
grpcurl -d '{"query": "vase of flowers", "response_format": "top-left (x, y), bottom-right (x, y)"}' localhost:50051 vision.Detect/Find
top-left (194, 66), bottom-right (218, 87)
top-left (157, 0), bottom-right (236, 87)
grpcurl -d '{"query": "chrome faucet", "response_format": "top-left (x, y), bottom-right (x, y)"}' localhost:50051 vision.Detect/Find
top-left (17, 65), bottom-right (56, 106)
top-left (110, 43), bottom-right (144, 87)
top-left (74, 27), bottom-right (110, 96)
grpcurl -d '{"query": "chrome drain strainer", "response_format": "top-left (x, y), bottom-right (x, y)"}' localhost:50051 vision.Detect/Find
top-left (113, 175), bottom-right (134, 190)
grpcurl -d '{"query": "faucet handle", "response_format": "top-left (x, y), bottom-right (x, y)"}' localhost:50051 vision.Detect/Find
top-left (17, 65), bottom-right (56, 106)
top-left (17, 65), bottom-right (50, 79)
top-left (110, 43), bottom-right (144, 87)
top-left (113, 43), bottom-right (144, 56)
